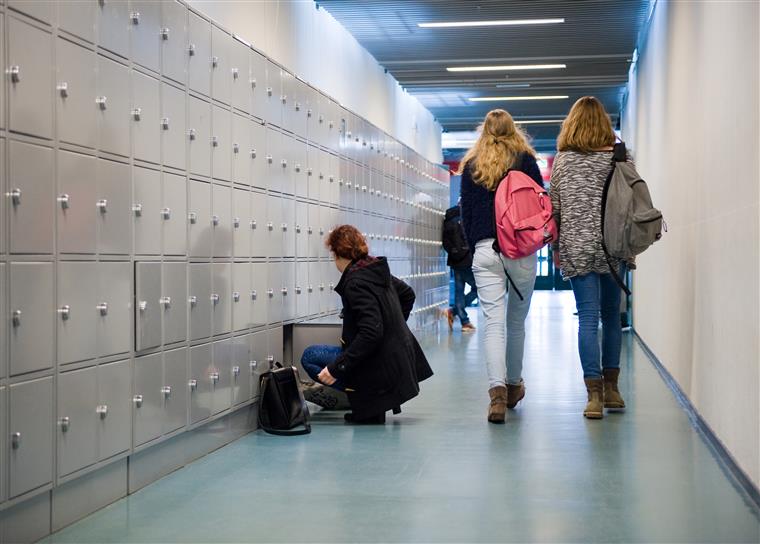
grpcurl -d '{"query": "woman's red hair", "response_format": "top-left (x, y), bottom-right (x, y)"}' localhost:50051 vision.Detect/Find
top-left (326, 225), bottom-right (369, 261)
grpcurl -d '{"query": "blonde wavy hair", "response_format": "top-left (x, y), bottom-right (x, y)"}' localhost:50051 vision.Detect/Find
top-left (557, 96), bottom-right (616, 152)
top-left (456, 109), bottom-right (536, 191)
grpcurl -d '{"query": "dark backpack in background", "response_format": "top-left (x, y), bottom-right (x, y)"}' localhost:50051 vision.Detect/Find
top-left (442, 206), bottom-right (473, 268)
top-left (258, 363), bottom-right (311, 436)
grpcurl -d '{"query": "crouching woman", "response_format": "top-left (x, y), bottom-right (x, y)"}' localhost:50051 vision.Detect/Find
top-left (301, 225), bottom-right (433, 424)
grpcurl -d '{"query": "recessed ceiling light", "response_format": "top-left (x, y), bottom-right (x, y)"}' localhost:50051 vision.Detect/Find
top-left (448, 64), bottom-right (566, 72)
top-left (468, 95), bottom-right (569, 102)
top-left (419, 18), bottom-right (565, 28)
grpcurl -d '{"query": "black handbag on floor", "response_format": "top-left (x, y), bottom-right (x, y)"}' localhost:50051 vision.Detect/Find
top-left (258, 363), bottom-right (311, 436)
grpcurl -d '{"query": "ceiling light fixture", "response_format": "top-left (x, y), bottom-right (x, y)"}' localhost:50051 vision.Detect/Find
top-left (514, 119), bottom-right (565, 124)
top-left (447, 64), bottom-right (566, 72)
top-left (495, 83), bottom-right (531, 89)
top-left (468, 95), bottom-right (569, 102)
top-left (419, 18), bottom-right (564, 28)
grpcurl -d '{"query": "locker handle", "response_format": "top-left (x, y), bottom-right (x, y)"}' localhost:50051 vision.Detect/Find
top-left (212, 56), bottom-right (219, 68)
top-left (266, 87), bottom-right (273, 96)
top-left (12, 309), bottom-right (21, 326)
top-left (266, 155), bottom-right (273, 163)
top-left (281, 287), bottom-right (288, 295)
top-left (188, 379), bottom-right (198, 391)
top-left (250, 78), bottom-right (257, 89)
top-left (96, 405), bottom-right (108, 419)
top-left (249, 360), bottom-right (257, 371)
top-left (11, 432), bottom-right (21, 449)
top-left (295, 102), bottom-right (301, 112)
top-left (161, 386), bottom-right (172, 398)
top-left (267, 289), bottom-right (274, 297)
top-left (233, 143), bottom-right (240, 154)
top-left (132, 203), bottom-right (143, 216)
top-left (188, 295), bottom-right (197, 306)
top-left (250, 149), bottom-right (257, 159)
top-left (130, 11), bottom-right (140, 24)
top-left (211, 215), bottom-right (220, 226)
top-left (233, 291), bottom-right (240, 302)
top-left (161, 118), bottom-right (170, 130)
top-left (362, 186), bottom-right (367, 192)
top-left (338, 179), bottom-right (344, 186)
top-left (160, 26), bottom-right (170, 39)
top-left (308, 285), bottom-right (313, 293)
top-left (210, 293), bottom-right (220, 304)
top-left (295, 164), bottom-right (301, 173)
top-left (250, 290), bottom-right (257, 300)
top-left (188, 43), bottom-right (196, 56)
top-left (96, 96), bottom-right (107, 110)
top-left (250, 219), bottom-right (257, 230)
top-left (59, 417), bottom-right (71, 433)
top-left (318, 114), bottom-right (324, 123)
top-left (161, 207), bottom-right (171, 220)
top-left (232, 366), bottom-right (240, 378)
top-left (97, 302), bottom-right (109, 316)
top-left (267, 222), bottom-right (273, 231)
top-left (211, 136), bottom-right (219, 147)
top-left (6, 66), bottom-right (20, 83)
top-left (58, 193), bottom-right (70, 209)
top-left (188, 128), bottom-right (196, 140)
top-left (133, 395), bottom-right (143, 408)
top-left (97, 199), bottom-right (108, 213)
top-left (210, 372), bottom-right (220, 384)
top-left (232, 68), bottom-right (239, 80)
top-left (281, 223), bottom-right (287, 232)
top-left (7, 188), bottom-right (21, 206)
top-left (58, 305), bottom-right (71, 320)
top-left (233, 217), bottom-right (240, 228)
top-left (307, 168), bottom-right (313, 176)
top-left (139, 301), bottom-right (147, 312)
top-left (57, 82), bottom-right (69, 98)
top-left (280, 95), bottom-right (287, 104)
top-left (296, 225), bottom-right (301, 233)
top-left (295, 286), bottom-right (302, 294)
top-left (131, 108), bottom-right (141, 121)
top-left (281, 159), bottom-right (287, 168)
top-left (160, 296), bottom-right (171, 309)
top-left (346, 182), bottom-right (352, 189)
top-left (188, 212), bottom-right (197, 224)
top-left (307, 226), bottom-right (313, 234)
top-left (307, 109), bottom-right (312, 118)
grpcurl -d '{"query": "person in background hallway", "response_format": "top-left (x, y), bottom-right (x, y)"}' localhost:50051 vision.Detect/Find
top-left (442, 203), bottom-right (477, 332)
top-left (301, 225), bottom-right (433, 424)
top-left (458, 109), bottom-right (544, 424)
top-left (549, 96), bottom-right (627, 419)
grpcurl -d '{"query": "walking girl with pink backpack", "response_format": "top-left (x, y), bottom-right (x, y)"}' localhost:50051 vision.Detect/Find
top-left (458, 109), bottom-right (557, 424)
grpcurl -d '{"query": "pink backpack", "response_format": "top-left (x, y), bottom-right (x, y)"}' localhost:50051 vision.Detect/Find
top-left (493, 170), bottom-right (558, 259)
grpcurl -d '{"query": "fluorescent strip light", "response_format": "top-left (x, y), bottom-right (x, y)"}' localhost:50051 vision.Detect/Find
top-left (495, 83), bottom-right (531, 89)
top-left (514, 119), bottom-right (565, 124)
top-left (468, 95), bottom-right (569, 102)
top-left (448, 64), bottom-right (566, 72)
top-left (419, 18), bottom-right (564, 28)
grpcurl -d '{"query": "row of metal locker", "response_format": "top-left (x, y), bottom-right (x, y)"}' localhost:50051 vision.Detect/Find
top-left (0, 327), bottom-right (282, 503)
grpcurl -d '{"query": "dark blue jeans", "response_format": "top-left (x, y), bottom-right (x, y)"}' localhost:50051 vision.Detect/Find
top-left (452, 266), bottom-right (478, 325)
top-left (301, 344), bottom-right (346, 391)
top-left (570, 271), bottom-right (622, 379)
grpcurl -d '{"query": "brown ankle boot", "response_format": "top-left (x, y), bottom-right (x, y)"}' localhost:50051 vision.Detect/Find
top-left (506, 381), bottom-right (525, 409)
top-left (487, 386), bottom-right (507, 423)
top-left (583, 378), bottom-right (604, 419)
top-left (603, 368), bottom-right (626, 410)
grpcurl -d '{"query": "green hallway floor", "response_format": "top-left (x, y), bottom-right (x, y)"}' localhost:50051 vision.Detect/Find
top-left (46, 292), bottom-right (760, 543)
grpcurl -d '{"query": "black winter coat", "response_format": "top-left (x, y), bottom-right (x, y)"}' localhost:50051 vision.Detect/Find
top-left (442, 206), bottom-right (473, 269)
top-left (326, 257), bottom-right (433, 419)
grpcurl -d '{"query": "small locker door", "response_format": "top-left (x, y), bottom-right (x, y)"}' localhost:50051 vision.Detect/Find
top-left (282, 198), bottom-right (296, 258)
top-left (307, 203), bottom-right (319, 259)
top-left (8, 141), bottom-right (54, 255)
top-left (98, 261), bottom-right (132, 357)
top-left (231, 334), bottom-right (252, 406)
top-left (132, 71), bottom-right (161, 164)
top-left (307, 260), bottom-right (320, 317)
top-left (97, 0), bottom-right (130, 58)
top-left (231, 262), bottom-right (251, 332)
top-left (267, 326), bottom-right (284, 367)
top-left (267, 262), bottom-right (282, 324)
top-left (250, 50), bottom-right (268, 122)
top-left (212, 263), bottom-right (232, 335)
top-left (211, 339), bottom-right (232, 415)
top-left (133, 166), bottom-right (162, 256)
top-left (58, 0), bottom-right (97, 43)
top-left (211, 105), bottom-right (232, 182)
top-left (250, 121), bottom-right (266, 190)
top-left (189, 343), bottom-right (213, 424)
top-left (250, 190), bottom-right (267, 257)
top-left (307, 146), bottom-right (320, 202)
top-left (293, 141), bottom-right (307, 199)
top-left (279, 70), bottom-right (295, 133)
top-left (163, 347), bottom-right (188, 434)
top-left (162, 172), bottom-right (187, 256)
top-left (212, 183), bottom-right (232, 257)
top-left (97, 158), bottom-right (131, 255)
top-left (130, 1), bottom-right (161, 73)
top-left (292, 80), bottom-right (308, 139)
top-left (295, 201), bottom-right (308, 258)
top-left (56, 38), bottom-right (97, 148)
top-left (280, 134), bottom-right (296, 196)
top-left (0, 386), bottom-right (4, 502)
top-left (189, 263), bottom-right (212, 341)
top-left (250, 262), bottom-right (268, 328)
top-left (265, 195), bottom-right (282, 259)
top-left (97, 359), bottom-right (132, 460)
top-left (8, 18), bottom-right (53, 139)
top-left (230, 38), bottom-right (250, 114)
top-left (161, 0), bottom-right (187, 85)
top-left (188, 180), bottom-right (212, 258)
top-left (232, 113), bottom-right (251, 186)
top-left (265, 127), bottom-right (281, 193)
top-left (57, 261), bottom-right (98, 365)
top-left (57, 367), bottom-right (98, 476)
top-left (97, 56), bottom-right (130, 157)
top-left (8, 377), bottom-right (53, 498)
top-left (57, 151), bottom-right (97, 254)
top-left (187, 12), bottom-right (211, 97)
top-left (188, 96), bottom-right (211, 178)
top-left (249, 330), bottom-right (267, 399)
top-left (9, 263), bottom-right (54, 376)
top-left (0, 265), bottom-right (5, 379)
top-left (161, 82), bottom-right (186, 170)
top-left (162, 262), bottom-right (187, 345)
top-left (133, 353), bottom-right (163, 447)
top-left (296, 261), bottom-right (309, 319)
top-left (135, 261), bottom-right (162, 351)
top-left (211, 26), bottom-right (231, 106)
top-left (282, 261), bottom-right (296, 322)
top-left (264, 60), bottom-right (282, 127)
top-left (232, 187), bottom-right (252, 258)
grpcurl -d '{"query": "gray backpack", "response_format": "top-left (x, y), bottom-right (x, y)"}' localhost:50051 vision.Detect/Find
top-left (601, 143), bottom-right (664, 293)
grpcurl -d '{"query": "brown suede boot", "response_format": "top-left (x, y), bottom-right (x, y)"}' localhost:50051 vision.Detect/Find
top-left (506, 381), bottom-right (525, 409)
top-left (603, 368), bottom-right (626, 410)
top-left (583, 378), bottom-right (604, 419)
top-left (487, 386), bottom-right (508, 423)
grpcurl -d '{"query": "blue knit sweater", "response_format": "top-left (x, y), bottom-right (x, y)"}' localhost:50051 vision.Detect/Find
top-left (460, 152), bottom-right (544, 251)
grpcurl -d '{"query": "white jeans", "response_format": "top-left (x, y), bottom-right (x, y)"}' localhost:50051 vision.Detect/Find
top-left (471, 239), bottom-right (537, 388)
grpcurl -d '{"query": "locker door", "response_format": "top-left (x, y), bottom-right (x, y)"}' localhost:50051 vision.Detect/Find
top-left (162, 262), bottom-right (187, 345)
top-left (163, 347), bottom-right (187, 434)
top-left (211, 26), bottom-right (231, 106)
top-left (306, 89), bottom-right (318, 145)
top-left (212, 262), bottom-right (231, 335)
top-left (57, 367), bottom-right (98, 476)
top-left (250, 50), bottom-right (267, 122)
top-left (160, 0), bottom-right (187, 84)
top-left (267, 326), bottom-right (284, 366)
top-left (264, 60), bottom-right (282, 127)
top-left (8, 377), bottom-right (53, 498)
top-left (249, 330), bottom-right (267, 399)
top-left (97, 56), bottom-right (130, 157)
top-left (135, 261), bottom-right (161, 351)
top-left (295, 201), bottom-right (308, 258)
top-left (265, 127), bottom-right (281, 193)
top-left (293, 140), bottom-right (307, 199)
top-left (250, 122), bottom-right (266, 190)
top-left (232, 262), bottom-right (250, 332)
top-left (8, 18), bottom-right (53, 139)
top-left (162, 172), bottom-right (187, 256)
top-left (307, 203), bottom-right (319, 259)
top-left (57, 261), bottom-right (98, 365)
top-left (250, 262), bottom-right (268, 328)
top-left (292, 80), bottom-right (308, 138)
top-left (0, 265), bottom-right (5, 379)
top-left (8, 139), bottom-right (54, 256)
top-left (187, 12), bottom-right (211, 97)
top-left (250, 190), bottom-right (267, 257)
top-left (97, 158), bottom-right (131, 255)
top-left (281, 134), bottom-right (296, 196)
top-left (58, 0), bottom-right (97, 43)
top-left (9, 263), bottom-right (53, 376)
top-left (188, 180), bottom-right (211, 258)
top-left (267, 262), bottom-right (282, 324)
top-left (307, 260), bottom-right (320, 316)
top-left (265, 194), bottom-right (282, 259)
top-left (132, 71), bottom-right (161, 164)
top-left (211, 339), bottom-right (232, 414)
top-left (188, 96), bottom-right (211, 177)
top-left (133, 166), bottom-right (161, 256)
top-left (307, 146), bottom-right (320, 202)
top-left (189, 263), bottom-right (212, 340)
top-left (329, 154), bottom-right (340, 206)
top-left (212, 183), bottom-right (232, 257)
top-left (282, 261), bottom-right (296, 321)
top-left (0, 386), bottom-right (4, 502)
top-left (97, 0), bottom-right (130, 58)
top-left (232, 113), bottom-right (251, 185)
top-left (57, 151), bottom-right (97, 254)
top-left (279, 70), bottom-right (294, 132)
top-left (282, 198), bottom-right (295, 258)
top-left (97, 359), bottom-right (131, 460)
top-left (130, 1), bottom-right (160, 72)
top-left (189, 343), bottom-right (212, 424)
top-left (98, 261), bottom-right (131, 357)
top-left (161, 82), bottom-right (186, 170)
top-left (296, 261), bottom-right (309, 318)
top-left (133, 353), bottom-right (162, 446)
top-left (232, 187), bottom-right (251, 258)
top-left (231, 334), bottom-right (251, 406)
top-left (318, 206), bottom-right (331, 259)
top-left (230, 39), bottom-right (250, 113)
top-left (211, 105), bottom-right (231, 182)
top-left (56, 38), bottom-right (97, 148)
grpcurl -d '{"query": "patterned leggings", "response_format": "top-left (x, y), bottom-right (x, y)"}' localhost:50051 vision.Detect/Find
top-left (300, 344), bottom-right (346, 391)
